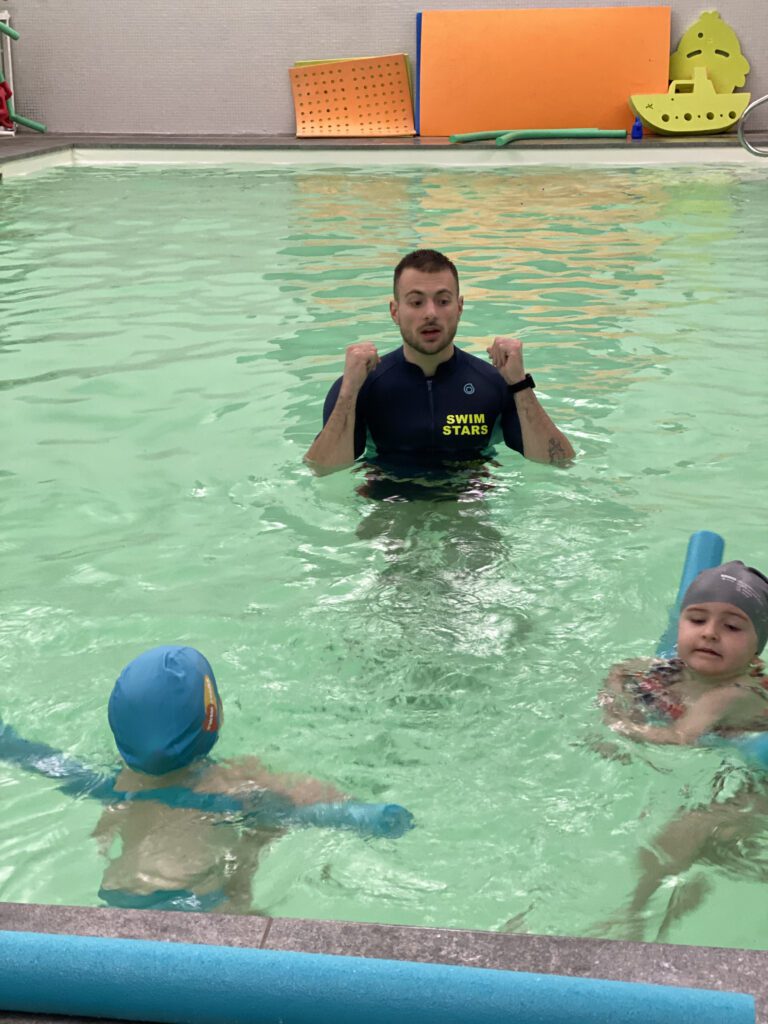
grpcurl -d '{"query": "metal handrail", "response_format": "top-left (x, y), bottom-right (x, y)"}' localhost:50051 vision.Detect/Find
top-left (738, 94), bottom-right (768, 157)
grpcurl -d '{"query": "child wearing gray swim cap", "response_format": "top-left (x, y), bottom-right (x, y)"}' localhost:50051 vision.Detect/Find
top-left (601, 561), bottom-right (768, 748)
top-left (597, 562), bottom-right (768, 941)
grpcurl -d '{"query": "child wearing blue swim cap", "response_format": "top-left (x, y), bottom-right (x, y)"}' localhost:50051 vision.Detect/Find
top-left (97, 645), bottom-right (346, 914)
top-left (108, 646), bottom-right (223, 776)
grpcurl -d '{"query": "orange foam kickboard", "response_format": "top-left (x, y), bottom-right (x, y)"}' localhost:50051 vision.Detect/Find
top-left (290, 54), bottom-right (415, 137)
top-left (419, 7), bottom-right (671, 136)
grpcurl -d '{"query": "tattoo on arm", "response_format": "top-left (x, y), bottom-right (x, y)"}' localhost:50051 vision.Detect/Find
top-left (548, 437), bottom-right (570, 466)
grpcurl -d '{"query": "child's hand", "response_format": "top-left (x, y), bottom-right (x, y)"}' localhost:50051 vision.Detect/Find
top-left (608, 719), bottom-right (645, 740)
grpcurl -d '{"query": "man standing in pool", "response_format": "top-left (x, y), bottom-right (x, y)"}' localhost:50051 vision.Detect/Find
top-left (304, 249), bottom-right (575, 474)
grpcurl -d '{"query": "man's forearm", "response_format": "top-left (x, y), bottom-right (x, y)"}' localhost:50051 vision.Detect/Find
top-left (304, 390), bottom-right (359, 473)
top-left (513, 390), bottom-right (574, 465)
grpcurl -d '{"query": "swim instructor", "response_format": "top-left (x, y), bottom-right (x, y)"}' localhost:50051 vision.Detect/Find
top-left (304, 249), bottom-right (575, 474)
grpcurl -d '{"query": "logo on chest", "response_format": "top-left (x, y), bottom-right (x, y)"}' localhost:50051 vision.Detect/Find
top-left (442, 413), bottom-right (489, 436)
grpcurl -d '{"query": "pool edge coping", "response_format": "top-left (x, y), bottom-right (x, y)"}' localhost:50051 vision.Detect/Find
top-left (2, 132), bottom-right (768, 177)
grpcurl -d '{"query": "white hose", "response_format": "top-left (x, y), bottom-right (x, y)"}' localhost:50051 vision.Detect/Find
top-left (737, 94), bottom-right (768, 157)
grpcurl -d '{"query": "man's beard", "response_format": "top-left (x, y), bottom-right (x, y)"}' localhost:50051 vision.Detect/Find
top-left (401, 324), bottom-right (457, 357)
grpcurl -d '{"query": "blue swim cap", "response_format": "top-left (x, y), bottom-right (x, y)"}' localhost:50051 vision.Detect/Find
top-left (108, 646), bottom-right (222, 775)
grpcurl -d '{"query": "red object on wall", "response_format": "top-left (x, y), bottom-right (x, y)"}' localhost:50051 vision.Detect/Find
top-left (0, 80), bottom-right (13, 130)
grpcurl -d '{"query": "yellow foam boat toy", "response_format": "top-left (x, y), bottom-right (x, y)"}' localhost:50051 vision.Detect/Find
top-left (630, 66), bottom-right (750, 135)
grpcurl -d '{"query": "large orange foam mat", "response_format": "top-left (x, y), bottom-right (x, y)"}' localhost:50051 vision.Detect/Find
top-left (419, 6), bottom-right (671, 136)
top-left (290, 54), bottom-right (415, 137)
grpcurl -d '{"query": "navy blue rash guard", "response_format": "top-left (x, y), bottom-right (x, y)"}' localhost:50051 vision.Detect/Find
top-left (322, 347), bottom-right (524, 470)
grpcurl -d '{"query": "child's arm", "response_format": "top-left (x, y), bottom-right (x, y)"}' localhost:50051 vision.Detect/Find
top-left (256, 769), bottom-right (347, 807)
top-left (610, 685), bottom-right (743, 746)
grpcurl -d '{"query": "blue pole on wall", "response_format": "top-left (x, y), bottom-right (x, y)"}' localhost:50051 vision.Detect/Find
top-left (0, 929), bottom-right (755, 1024)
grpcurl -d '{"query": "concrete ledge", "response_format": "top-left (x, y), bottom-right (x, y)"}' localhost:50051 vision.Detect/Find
top-left (2, 901), bottom-right (767, 1023)
top-left (1, 130), bottom-right (768, 173)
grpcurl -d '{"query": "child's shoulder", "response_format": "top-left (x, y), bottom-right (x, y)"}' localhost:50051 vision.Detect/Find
top-left (746, 658), bottom-right (768, 689)
top-left (714, 674), bottom-right (768, 732)
top-left (729, 664), bottom-right (768, 706)
top-left (114, 762), bottom-right (207, 792)
top-left (193, 756), bottom-right (270, 794)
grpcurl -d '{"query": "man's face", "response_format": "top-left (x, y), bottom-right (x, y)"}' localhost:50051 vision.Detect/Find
top-left (390, 268), bottom-right (463, 357)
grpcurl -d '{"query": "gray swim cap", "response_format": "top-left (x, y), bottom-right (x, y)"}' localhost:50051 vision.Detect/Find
top-left (682, 561), bottom-right (768, 654)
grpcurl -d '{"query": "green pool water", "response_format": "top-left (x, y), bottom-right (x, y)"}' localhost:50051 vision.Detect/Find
top-left (1, 162), bottom-right (767, 946)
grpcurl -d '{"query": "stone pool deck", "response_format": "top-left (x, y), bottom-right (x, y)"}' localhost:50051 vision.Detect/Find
top-left (2, 900), bottom-right (768, 1022)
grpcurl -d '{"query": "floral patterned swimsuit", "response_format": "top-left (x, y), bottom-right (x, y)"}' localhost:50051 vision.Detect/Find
top-left (622, 658), bottom-right (687, 723)
top-left (622, 657), bottom-right (768, 725)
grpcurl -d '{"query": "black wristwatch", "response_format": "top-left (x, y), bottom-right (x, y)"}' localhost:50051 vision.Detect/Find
top-left (507, 373), bottom-right (535, 395)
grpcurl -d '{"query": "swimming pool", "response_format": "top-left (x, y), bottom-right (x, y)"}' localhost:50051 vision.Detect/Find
top-left (1, 160), bottom-right (767, 948)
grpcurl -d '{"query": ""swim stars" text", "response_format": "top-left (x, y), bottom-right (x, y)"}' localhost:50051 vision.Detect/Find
top-left (441, 413), bottom-right (488, 436)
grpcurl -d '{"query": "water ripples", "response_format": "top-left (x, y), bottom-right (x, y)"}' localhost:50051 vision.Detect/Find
top-left (1, 164), bottom-right (767, 943)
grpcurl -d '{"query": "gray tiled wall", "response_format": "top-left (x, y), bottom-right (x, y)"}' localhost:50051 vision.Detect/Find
top-left (2, 0), bottom-right (766, 134)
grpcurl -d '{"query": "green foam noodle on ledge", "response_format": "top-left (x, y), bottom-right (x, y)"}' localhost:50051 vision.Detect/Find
top-left (450, 129), bottom-right (627, 145)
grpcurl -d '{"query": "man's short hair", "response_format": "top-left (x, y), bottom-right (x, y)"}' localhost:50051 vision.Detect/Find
top-left (393, 249), bottom-right (459, 296)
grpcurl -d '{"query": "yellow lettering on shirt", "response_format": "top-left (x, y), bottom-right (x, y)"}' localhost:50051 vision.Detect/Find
top-left (440, 413), bottom-right (488, 437)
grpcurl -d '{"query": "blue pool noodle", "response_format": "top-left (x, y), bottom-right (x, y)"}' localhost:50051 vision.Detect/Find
top-left (0, 930), bottom-right (754, 1024)
top-left (0, 722), bottom-right (413, 839)
top-left (415, 12), bottom-right (422, 135)
top-left (655, 530), bottom-right (725, 658)
top-left (699, 729), bottom-right (768, 767)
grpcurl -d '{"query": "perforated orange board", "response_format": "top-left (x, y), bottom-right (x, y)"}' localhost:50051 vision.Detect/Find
top-left (290, 54), bottom-right (415, 137)
top-left (419, 7), bottom-right (671, 135)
